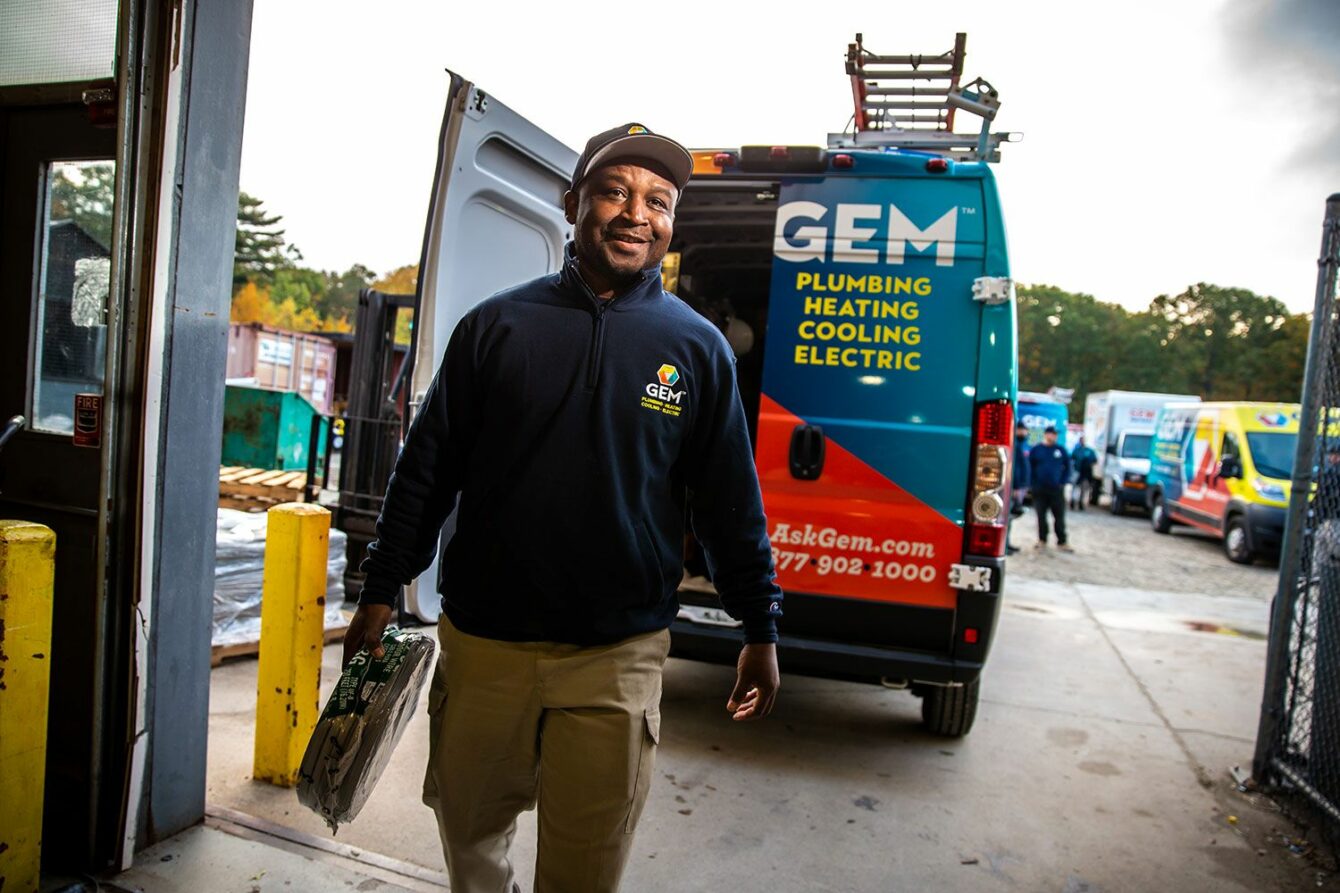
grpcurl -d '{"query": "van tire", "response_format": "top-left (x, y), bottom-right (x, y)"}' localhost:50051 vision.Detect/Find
top-left (921, 678), bottom-right (980, 737)
top-left (1225, 516), bottom-right (1256, 564)
top-left (1150, 494), bottom-right (1173, 534)
top-left (1109, 483), bottom-right (1124, 515)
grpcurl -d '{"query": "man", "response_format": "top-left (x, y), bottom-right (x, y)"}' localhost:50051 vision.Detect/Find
top-left (1029, 426), bottom-right (1073, 552)
top-left (1070, 436), bottom-right (1098, 511)
top-left (1006, 421), bottom-right (1030, 555)
top-left (342, 124), bottom-right (782, 893)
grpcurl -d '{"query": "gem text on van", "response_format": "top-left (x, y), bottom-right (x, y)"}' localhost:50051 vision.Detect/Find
top-left (773, 202), bottom-right (959, 266)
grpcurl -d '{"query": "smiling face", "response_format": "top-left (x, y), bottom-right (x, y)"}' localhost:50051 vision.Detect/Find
top-left (564, 160), bottom-right (677, 297)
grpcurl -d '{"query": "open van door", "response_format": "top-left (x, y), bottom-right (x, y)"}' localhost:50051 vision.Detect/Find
top-left (402, 74), bottom-right (577, 621)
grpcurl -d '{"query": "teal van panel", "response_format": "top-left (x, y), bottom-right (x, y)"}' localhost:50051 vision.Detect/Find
top-left (761, 174), bottom-right (988, 522)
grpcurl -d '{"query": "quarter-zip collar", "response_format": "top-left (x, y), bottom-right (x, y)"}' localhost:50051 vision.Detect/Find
top-left (559, 242), bottom-right (667, 391)
top-left (559, 241), bottom-right (665, 312)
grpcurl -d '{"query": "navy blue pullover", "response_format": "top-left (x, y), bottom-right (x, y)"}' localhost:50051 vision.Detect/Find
top-left (1028, 442), bottom-right (1071, 490)
top-left (1012, 436), bottom-right (1031, 489)
top-left (358, 246), bottom-right (782, 645)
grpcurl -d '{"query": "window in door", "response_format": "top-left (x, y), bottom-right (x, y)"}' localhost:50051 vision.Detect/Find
top-left (30, 159), bottom-right (114, 435)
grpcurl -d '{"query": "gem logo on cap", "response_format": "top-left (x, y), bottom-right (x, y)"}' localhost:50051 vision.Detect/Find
top-left (628, 125), bottom-right (648, 134)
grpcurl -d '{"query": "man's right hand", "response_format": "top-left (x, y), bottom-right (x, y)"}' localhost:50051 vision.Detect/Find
top-left (342, 603), bottom-right (394, 668)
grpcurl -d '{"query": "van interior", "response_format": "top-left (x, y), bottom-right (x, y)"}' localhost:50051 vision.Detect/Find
top-left (667, 179), bottom-right (780, 579)
top-left (667, 179), bottom-right (781, 443)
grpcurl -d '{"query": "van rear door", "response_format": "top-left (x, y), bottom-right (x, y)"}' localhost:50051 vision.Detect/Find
top-left (403, 74), bottom-right (576, 621)
top-left (757, 173), bottom-right (988, 611)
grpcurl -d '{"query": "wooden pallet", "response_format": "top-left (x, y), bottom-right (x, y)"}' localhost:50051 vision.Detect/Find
top-left (211, 623), bottom-right (349, 667)
top-left (219, 466), bottom-right (308, 511)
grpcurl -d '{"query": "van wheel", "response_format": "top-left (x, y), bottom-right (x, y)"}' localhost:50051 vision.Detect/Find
top-left (1151, 494), bottom-right (1172, 533)
top-left (921, 678), bottom-right (980, 737)
top-left (1225, 516), bottom-right (1256, 564)
top-left (1109, 485), bottom-right (1124, 515)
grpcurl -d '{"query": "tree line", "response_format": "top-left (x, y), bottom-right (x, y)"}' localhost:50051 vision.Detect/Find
top-left (1018, 283), bottom-right (1310, 421)
top-left (230, 192), bottom-right (1312, 409)
top-left (231, 192), bottom-right (416, 342)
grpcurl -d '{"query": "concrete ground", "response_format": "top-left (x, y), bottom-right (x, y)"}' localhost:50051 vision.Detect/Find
top-left (123, 509), bottom-right (1334, 891)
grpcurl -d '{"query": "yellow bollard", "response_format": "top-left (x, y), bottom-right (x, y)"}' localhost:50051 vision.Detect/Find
top-left (253, 503), bottom-right (330, 787)
top-left (0, 521), bottom-right (56, 893)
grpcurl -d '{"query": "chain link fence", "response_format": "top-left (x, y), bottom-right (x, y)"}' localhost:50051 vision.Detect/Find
top-left (1255, 194), bottom-right (1340, 861)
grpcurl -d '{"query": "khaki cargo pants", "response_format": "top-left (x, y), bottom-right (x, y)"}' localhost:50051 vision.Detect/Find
top-left (421, 616), bottom-right (670, 893)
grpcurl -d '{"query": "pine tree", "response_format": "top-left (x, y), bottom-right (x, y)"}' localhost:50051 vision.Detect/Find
top-left (234, 192), bottom-right (293, 288)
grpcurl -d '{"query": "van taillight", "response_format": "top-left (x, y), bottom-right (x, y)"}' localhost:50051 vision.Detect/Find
top-left (966, 399), bottom-right (1013, 558)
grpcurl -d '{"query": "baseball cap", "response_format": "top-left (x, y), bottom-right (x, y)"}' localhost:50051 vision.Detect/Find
top-left (570, 123), bottom-right (693, 192)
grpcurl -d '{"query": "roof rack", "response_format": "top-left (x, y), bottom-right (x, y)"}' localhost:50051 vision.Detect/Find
top-left (828, 32), bottom-right (1017, 163)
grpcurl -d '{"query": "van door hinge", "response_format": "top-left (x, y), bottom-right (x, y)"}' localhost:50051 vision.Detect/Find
top-left (465, 88), bottom-right (489, 120)
top-left (972, 276), bottom-right (1014, 305)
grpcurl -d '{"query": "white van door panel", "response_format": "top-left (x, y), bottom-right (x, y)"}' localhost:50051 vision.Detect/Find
top-left (404, 73), bottom-right (577, 622)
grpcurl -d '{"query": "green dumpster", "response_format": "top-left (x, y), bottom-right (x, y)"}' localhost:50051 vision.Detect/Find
top-left (221, 385), bottom-right (328, 472)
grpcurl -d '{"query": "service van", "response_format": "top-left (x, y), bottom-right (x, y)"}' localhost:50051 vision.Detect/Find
top-left (392, 34), bottom-right (1017, 736)
top-left (1084, 390), bottom-right (1199, 513)
top-left (1146, 402), bottom-right (1299, 563)
top-left (1018, 390), bottom-right (1070, 447)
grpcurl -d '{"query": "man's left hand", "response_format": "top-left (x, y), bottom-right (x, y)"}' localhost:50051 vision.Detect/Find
top-left (727, 643), bottom-right (779, 721)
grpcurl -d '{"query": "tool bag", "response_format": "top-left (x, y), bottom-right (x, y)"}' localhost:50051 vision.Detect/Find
top-left (297, 626), bottom-right (435, 830)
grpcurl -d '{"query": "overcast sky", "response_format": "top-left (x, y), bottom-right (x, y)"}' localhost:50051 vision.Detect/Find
top-left (239, 0), bottom-right (1338, 313)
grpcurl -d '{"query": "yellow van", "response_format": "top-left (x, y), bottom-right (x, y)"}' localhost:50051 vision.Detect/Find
top-left (1146, 402), bottom-right (1298, 563)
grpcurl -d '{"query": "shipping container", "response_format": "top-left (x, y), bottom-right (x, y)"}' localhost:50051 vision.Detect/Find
top-left (226, 322), bottom-right (336, 414)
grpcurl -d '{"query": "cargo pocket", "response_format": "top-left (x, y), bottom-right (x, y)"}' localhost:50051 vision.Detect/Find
top-left (624, 708), bottom-right (661, 834)
top-left (421, 648), bottom-right (449, 809)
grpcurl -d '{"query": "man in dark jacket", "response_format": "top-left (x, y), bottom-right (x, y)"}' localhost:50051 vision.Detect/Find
top-left (1070, 436), bottom-right (1098, 511)
top-left (342, 124), bottom-right (782, 892)
top-left (1029, 426), bottom-right (1073, 551)
top-left (1007, 421), bottom-right (1031, 554)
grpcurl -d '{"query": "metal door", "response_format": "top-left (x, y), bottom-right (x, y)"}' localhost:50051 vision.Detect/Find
top-left (0, 104), bottom-right (125, 871)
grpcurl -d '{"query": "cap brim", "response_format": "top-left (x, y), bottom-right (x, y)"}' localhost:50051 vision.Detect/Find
top-left (581, 133), bottom-right (693, 190)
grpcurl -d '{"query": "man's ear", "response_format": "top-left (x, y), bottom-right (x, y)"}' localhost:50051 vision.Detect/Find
top-left (563, 189), bottom-right (578, 225)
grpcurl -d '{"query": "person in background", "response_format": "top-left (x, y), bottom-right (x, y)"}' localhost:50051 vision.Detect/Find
top-left (1070, 436), bottom-right (1098, 511)
top-left (1007, 421), bottom-right (1031, 555)
top-left (1030, 426), bottom-right (1073, 552)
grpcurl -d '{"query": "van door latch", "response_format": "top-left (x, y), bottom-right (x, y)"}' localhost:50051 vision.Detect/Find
top-left (948, 564), bottom-right (992, 592)
top-left (972, 276), bottom-right (1014, 305)
top-left (789, 423), bottom-right (826, 480)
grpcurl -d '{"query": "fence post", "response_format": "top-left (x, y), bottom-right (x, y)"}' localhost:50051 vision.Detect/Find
top-left (1255, 193), bottom-right (1340, 781)
top-left (0, 521), bottom-right (56, 893)
top-left (253, 503), bottom-right (330, 787)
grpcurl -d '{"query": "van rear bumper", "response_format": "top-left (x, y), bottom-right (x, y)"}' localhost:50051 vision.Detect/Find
top-left (668, 620), bottom-right (986, 685)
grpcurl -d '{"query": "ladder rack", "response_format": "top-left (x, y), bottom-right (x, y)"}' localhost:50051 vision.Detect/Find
top-left (830, 32), bottom-right (1015, 163)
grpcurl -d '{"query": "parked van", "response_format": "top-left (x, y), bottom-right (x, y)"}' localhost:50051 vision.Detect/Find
top-left (1018, 390), bottom-right (1070, 447)
top-left (1146, 402), bottom-right (1299, 563)
top-left (390, 37), bottom-right (1016, 736)
top-left (1084, 390), bottom-right (1199, 513)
